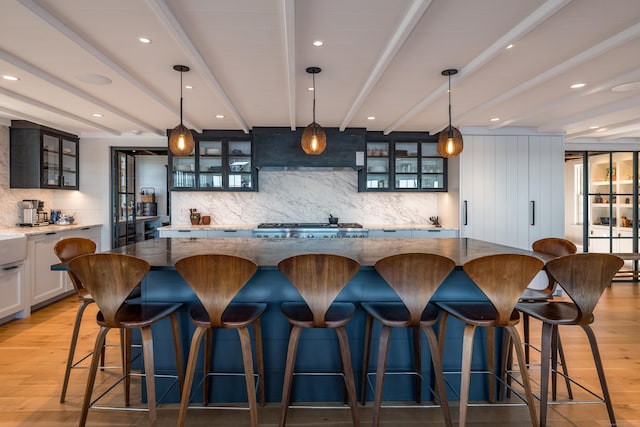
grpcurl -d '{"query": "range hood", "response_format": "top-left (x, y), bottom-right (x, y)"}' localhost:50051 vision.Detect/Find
top-left (253, 127), bottom-right (366, 170)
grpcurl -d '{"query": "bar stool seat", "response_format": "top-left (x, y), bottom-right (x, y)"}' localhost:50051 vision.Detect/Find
top-left (281, 302), bottom-right (354, 327)
top-left (69, 253), bottom-right (184, 427)
top-left (175, 254), bottom-right (266, 427)
top-left (361, 253), bottom-right (455, 427)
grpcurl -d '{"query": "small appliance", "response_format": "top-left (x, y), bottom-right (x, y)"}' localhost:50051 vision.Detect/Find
top-left (19, 199), bottom-right (49, 227)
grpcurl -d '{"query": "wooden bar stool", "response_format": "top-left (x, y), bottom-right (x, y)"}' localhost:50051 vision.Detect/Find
top-left (175, 254), bottom-right (266, 427)
top-left (360, 253), bottom-right (454, 427)
top-left (516, 253), bottom-right (623, 427)
top-left (277, 254), bottom-right (360, 426)
top-left (68, 253), bottom-right (184, 427)
top-left (503, 237), bottom-right (577, 400)
top-left (54, 237), bottom-right (97, 403)
top-left (436, 254), bottom-right (543, 427)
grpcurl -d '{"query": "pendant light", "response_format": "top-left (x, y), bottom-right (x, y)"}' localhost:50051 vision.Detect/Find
top-left (168, 64), bottom-right (195, 156)
top-left (301, 66), bottom-right (327, 155)
top-left (437, 68), bottom-right (464, 158)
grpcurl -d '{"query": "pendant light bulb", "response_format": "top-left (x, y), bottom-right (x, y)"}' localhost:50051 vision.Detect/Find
top-left (301, 67), bottom-right (327, 155)
top-left (168, 65), bottom-right (195, 157)
top-left (437, 69), bottom-right (463, 158)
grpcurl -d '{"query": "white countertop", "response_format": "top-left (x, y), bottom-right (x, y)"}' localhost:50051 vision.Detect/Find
top-left (0, 223), bottom-right (103, 236)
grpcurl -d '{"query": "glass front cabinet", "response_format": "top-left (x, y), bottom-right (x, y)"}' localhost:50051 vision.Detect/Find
top-left (359, 135), bottom-right (446, 192)
top-left (169, 131), bottom-right (256, 191)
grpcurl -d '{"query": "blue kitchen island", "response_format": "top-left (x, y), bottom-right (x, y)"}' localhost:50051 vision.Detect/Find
top-left (95, 237), bottom-right (547, 404)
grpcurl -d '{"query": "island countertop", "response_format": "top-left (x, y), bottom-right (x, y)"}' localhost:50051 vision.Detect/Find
top-left (105, 236), bottom-right (546, 269)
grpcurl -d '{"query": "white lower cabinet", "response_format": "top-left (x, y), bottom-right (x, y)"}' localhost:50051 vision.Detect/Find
top-left (158, 229), bottom-right (208, 238)
top-left (0, 262), bottom-right (25, 320)
top-left (27, 225), bottom-right (102, 309)
top-left (368, 229), bottom-right (412, 238)
top-left (411, 229), bottom-right (458, 238)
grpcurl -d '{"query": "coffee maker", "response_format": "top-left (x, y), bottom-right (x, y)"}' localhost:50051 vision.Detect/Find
top-left (19, 200), bottom-right (49, 226)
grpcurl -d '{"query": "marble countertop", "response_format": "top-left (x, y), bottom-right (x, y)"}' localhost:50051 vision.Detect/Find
top-left (102, 237), bottom-right (545, 270)
top-left (0, 223), bottom-right (102, 236)
top-left (158, 223), bottom-right (457, 231)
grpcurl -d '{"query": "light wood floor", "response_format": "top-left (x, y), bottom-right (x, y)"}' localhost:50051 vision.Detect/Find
top-left (1, 283), bottom-right (639, 426)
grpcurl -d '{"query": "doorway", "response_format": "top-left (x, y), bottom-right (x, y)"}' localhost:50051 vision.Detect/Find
top-left (110, 147), bottom-right (168, 248)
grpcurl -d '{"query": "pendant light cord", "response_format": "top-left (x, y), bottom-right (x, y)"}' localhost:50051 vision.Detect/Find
top-left (312, 72), bottom-right (317, 124)
top-left (179, 70), bottom-right (184, 126)
top-left (447, 73), bottom-right (453, 138)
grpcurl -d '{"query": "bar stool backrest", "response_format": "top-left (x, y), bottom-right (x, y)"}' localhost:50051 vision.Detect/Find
top-left (544, 253), bottom-right (623, 325)
top-left (278, 254), bottom-right (360, 327)
top-left (463, 254), bottom-right (544, 325)
top-left (175, 254), bottom-right (258, 327)
top-left (54, 238), bottom-right (97, 295)
top-left (532, 238), bottom-right (578, 292)
top-left (374, 253), bottom-right (455, 325)
top-left (68, 253), bottom-right (150, 328)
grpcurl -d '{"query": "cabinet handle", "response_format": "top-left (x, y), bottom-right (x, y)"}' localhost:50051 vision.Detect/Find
top-left (46, 232), bottom-right (57, 235)
top-left (81, 227), bottom-right (90, 230)
top-left (178, 230), bottom-right (190, 233)
top-left (223, 230), bottom-right (237, 233)
top-left (3, 265), bottom-right (18, 271)
top-left (530, 201), bottom-right (536, 226)
top-left (463, 200), bottom-right (468, 226)
top-left (382, 229), bottom-right (396, 233)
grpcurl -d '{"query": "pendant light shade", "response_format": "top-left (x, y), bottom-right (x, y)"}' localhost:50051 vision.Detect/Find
top-left (168, 65), bottom-right (195, 156)
top-left (301, 67), bottom-right (327, 155)
top-left (437, 69), bottom-right (464, 158)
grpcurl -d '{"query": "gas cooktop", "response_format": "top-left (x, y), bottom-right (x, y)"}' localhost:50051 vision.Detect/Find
top-left (257, 223), bottom-right (363, 229)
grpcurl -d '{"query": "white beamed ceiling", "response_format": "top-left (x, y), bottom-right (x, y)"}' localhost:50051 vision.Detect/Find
top-left (0, 0), bottom-right (639, 141)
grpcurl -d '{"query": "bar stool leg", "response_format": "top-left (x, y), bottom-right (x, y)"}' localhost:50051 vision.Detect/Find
top-left (238, 326), bottom-right (258, 427)
top-left (122, 328), bottom-right (132, 406)
top-left (170, 312), bottom-right (184, 396)
top-left (372, 324), bottom-right (392, 426)
top-left (203, 329), bottom-right (213, 405)
top-left (360, 313), bottom-right (374, 405)
top-left (582, 324), bottom-right (617, 426)
top-left (487, 327), bottom-right (496, 403)
top-left (506, 325), bottom-right (538, 427)
top-left (79, 326), bottom-right (110, 427)
top-left (458, 324), bottom-right (477, 427)
top-left (421, 326), bottom-right (452, 427)
top-left (539, 322), bottom-right (553, 427)
top-left (60, 299), bottom-right (93, 403)
top-left (556, 333), bottom-right (574, 399)
top-left (140, 326), bottom-right (157, 426)
top-left (335, 326), bottom-right (359, 426)
top-left (412, 326), bottom-right (422, 403)
top-left (178, 326), bottom-right (207, 427)
top-left (280, 325), bottom-right (303, 427)
top-left (253, 319), bottom-right (266, 407)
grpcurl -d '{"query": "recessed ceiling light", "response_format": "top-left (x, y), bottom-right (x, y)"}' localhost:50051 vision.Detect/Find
top-left (215, 114), bottom-right (225, 119)
top-left (184, 85), bottom-right (193, 89)
top-left (367, 116), bottom-right (375, 120)
top-left (611, 81), bottom-right (640, 92)
top-left (131, 130), bottom-right (142, 135)
top-left (506, 44), bottom-right (514, 49)
top-left (490, 117), bottom-right (500, 122)
top-left (92, 113), bottom-right (103, 117)
top-left (2, 75), bottom-right (19, 81)
top-left (590, 125), bottom-right (600, 129)
top-left (308, 87), bottom-right (314, 91)
top-left (570, 83), bottom-right (586, 89)
top-left (138, 37), bottom-right (151, 44)
top-left (596, 128), bottom-right (606, 132)
top-left (313, 40), bottom-right (323, 47)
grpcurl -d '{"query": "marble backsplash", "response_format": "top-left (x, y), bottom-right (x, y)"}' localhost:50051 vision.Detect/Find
top-left (171, 170), bottom-right (439, 226)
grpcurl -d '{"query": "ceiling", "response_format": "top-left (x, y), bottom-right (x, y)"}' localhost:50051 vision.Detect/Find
top-left (1, 0), bottom-right (640, 142)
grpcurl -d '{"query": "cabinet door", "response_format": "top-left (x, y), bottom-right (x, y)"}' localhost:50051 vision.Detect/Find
top-left (29, 233), bottom-right (66, 306)
top-left (460, 135), bottom-right (529, 248)
top-left (0, 263), bottom-right (25, 319)
top-left (368, 229), bottom-right (412, 238)
top-left (527, 135), bottom-right (564, 246)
